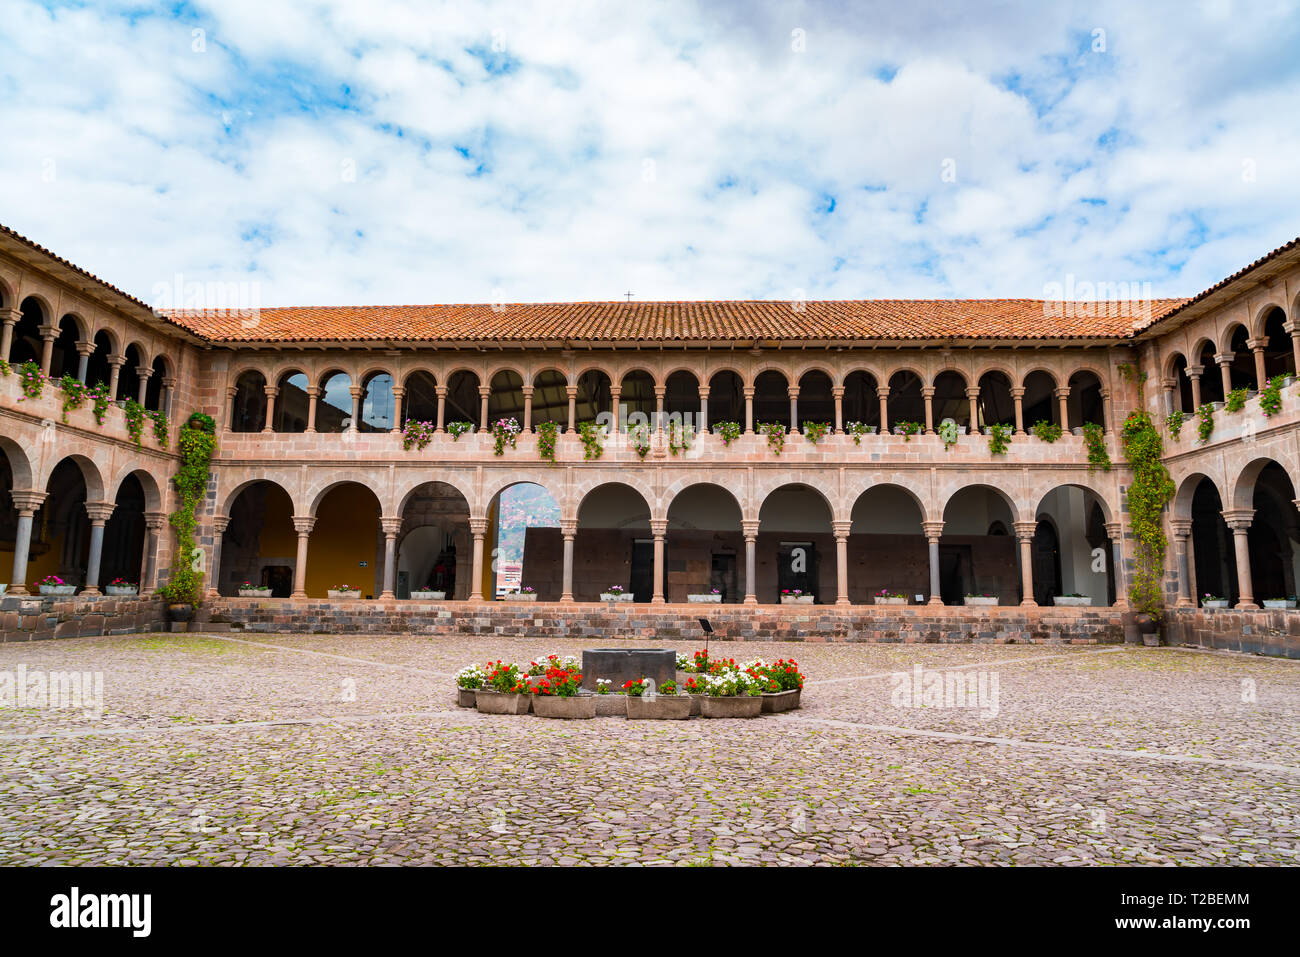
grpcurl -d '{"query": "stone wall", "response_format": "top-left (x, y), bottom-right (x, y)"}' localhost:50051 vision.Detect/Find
top-left (202, 597), bottom-right (1127, 644)
top-left (1164, 607), bottom-right (1300, 659)
top-left (0, 594), bottom-right (166, 642)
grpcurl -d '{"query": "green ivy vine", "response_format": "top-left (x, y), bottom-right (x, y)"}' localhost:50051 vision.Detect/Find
top-left (1030, 419), bottom-right (1062, 443)
top-left (1196, 403), bottom-right (1215, 443)
top-left (1120, 409), bottom-right (1175, 617)
top-left (987, 423), bottom-right (1012, 455)
top-left (1165, 409), bottom-right (1186, 439)
top-left (124, 399), bottom-right (146, 445)
top-left (158, 412), bottom-right (217, 606)
top-left (1082, 422), bottom-right (1111, 471)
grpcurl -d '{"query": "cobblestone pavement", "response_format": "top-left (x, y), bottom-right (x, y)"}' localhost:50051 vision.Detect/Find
top-left (1, 634), bottom-right (1297, 865)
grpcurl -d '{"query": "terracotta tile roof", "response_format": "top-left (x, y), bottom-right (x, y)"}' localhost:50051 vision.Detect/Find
top-left (165, 298), bottom-right (1189, 345)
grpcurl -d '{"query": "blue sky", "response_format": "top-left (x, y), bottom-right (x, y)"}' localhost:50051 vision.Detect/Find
top-left (1, 0), bottom-right (1298, 307)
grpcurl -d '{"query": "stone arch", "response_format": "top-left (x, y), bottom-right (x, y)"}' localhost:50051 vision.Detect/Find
top-left (847, 480), bottom-right (932, 525)
top-left (939, 482), bottom-right (1022, 527)
top-left (0, 435), bottom-right (34, 489)
top-left (480, 472), bottom-right (567, 518)
top-left (109, 465), bottom-right (164, 512)
top-left (221, 476), bottom-right (297, 518)
top-left (397, 474), bottom-right (477, 518)
top-left (39, 453), bottom-right (105, 502)
top-left (1230, 456), bottom-right (1300, 512)
top-left (1219, 319), bottom-right (1249, 354)
top-left (1172, 471), bottom-right (1222, 522)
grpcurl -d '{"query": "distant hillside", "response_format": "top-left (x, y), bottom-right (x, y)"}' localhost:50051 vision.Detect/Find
top-left (496, 483), bottom-right (560, 562)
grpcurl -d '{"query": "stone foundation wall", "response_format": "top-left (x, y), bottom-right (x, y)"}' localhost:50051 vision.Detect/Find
top-left (0, 595), bottom-right (167, 642)
top-left (202, 598), bottom-right (1127, 644)
top-left (1164, 607), bottom-right (1300, 659)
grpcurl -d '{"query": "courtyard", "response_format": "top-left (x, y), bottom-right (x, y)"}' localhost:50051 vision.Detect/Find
top-left (0, 634), bottom-right (1296, 866)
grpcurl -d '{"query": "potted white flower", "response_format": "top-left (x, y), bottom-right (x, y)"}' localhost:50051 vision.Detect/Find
top-left (1262, 596), bottom-right (1297, 609)
top-left (780, 588), bottom-right (814, 604)
top-left (237, 581), bottom-right (272, 598)
top-left (1053, 593), bottom-right (1091, 606)
top-left (600, 584), bottom-right (632, 602)
top-left (37, 575), bottom-right (76, 597)
top-left (964, 592), bottom-right (999, 606)
top-left (687, 588), bottom-right (722, 603)
top-left (328, 583), bottom-right (362, 599)
top-left (698, 670), bottom-right (764, 718)
top-left (625, 677), bottom-right (692, 720)
top-left (873, 588), bottom-right (907, 605)
top-left (409, 587), bottom-right (446, 600)
top-left (1201, 593), bottom-right (1229, 609)
top-left (455, 664), bottom-right (486, 708)
top-left (105, 578), bottom-right (138, 597)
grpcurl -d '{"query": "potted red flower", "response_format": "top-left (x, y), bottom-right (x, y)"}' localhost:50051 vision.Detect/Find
top-left (532, 662), bottom-right (595, 719)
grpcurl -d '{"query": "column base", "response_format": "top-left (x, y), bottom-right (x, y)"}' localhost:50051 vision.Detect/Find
top-left (80, 587), bottom-right (101, 596)
top-left (7, 586), bottom-right (27, 596)
top-left (291, 590), bottom-right (307, 599)
top-left (1020, 599), bottom-right (1038, 607)
top-left (835, 597), bottom-right (851, 606)
top-left (380, 590), bottom-right (395, 600)
top-left (560, 593), bottom-right (574, 603)
top-left (1235, 601), bottom-right (1260, 610)
top-left (927, 596), bottom-right (943, 606)
top-left (743, 595), bottom-right (758, 605)
top-left (652, 596), bottom-right (666, 604)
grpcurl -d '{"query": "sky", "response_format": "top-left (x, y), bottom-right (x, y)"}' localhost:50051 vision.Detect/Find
top-left (1, 0), bottom-right (1298, 308)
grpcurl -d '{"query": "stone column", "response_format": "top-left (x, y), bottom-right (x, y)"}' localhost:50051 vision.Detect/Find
top-left (305, 387), bottom-right (319, 433)
top-left (567, 385), bottom-right (579, 433)
top-left (1014, 520), bottom-right (1037, 606)
top-left (560, 519), bottom-right (577, 602)
top-left (161, 376), bottom-right (176, 417)
top-left (742, 519), bottom-right (760, 605)
top-left (107, 355), bottom-right (124, 401)
top-left (207, 515), bottom-right (229, 599)
top-left (0, 308), bottom-right (19, 359)
top-left (291, 517), bottom-right (315, 599)
top-left (1186, 365), bottom-right (1203, 410)
top-left (1055, 387), bottom-right (1070, 431)
top-left (1247, 338), bottom-right (1267, 390)
top-left (1100, 388), bottom-right (1113, 434)
top-left (38, 326), bottom-right (57, 377)
top-left (1170, 519), bottom-right (1193, 607)
top-left (1215, 353), bottom-right (1233, 399)
top-left (390, 387), bottom-right (404, 434)
top-left (1104, 520), bottom-right (1128, 610)
top-left (922, 520), bottom-right (944, 605)
top-left (1011, 386), bottom-right (1025, 435)
top-left (1160, 377), bottom-right (1176, 416)
top-left (7, 491), bottom-right (46, 595)
top-left (651, 518), bottom-right (667, 603)
top-left (468, 517), bottom-right (488, 601)
top-left (75, 341), bottom-right (93, 383)
top-left (831, 386), bottom-right (843, 434)
top-left (921, 386), bottom-right (935, 434)
top-left (81, 502), bottom-right (115, 595)
top-left (833, 520), bottom-right (851, 605)
top-left (136, 366), bottom-right (151, 405)
top-left (141, 511), bottom-right (167, 595)
top-left (698, 385), bottom-right (710, 435)
top-left (478, 386), bottom-right (490, 432)
top-left (877, 386), bottom-right (890, 434)
top-left (609, 385), bottom-right (621, 434)
top-left (521, 386), bottom-right (534, 432)
top-left (1286, 321), bottom-right (1300, 375)
top-left (261, 385), bottom-right (279, 433)
top-left (380, 517), bottom-right (402, 599)
top-left (743, 386), bottom-right (755, 434)
top-left (435, 386), bottom-right (447, 432)
top-left (966, 387), bottom-right (980, 432)
top-left (1221, 509), bottom-right (1258, 609)
top-left (349, 385), bottom-right (363, 432)
top-left (222, 386), bottom-right (237, 431)
top-left (787, 386), bottom-right (799, 434)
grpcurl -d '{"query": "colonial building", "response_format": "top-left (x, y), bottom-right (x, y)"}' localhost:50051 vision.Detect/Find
top-left (2, 221), bottom-right (1298, 655)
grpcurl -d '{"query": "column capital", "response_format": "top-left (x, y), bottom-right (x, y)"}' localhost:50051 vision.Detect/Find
top-left (1054, 387), bottom-right (1070, 398)
top-left (136, 366), bottom-right (152, 381)
top-left (698, 385), bottom-right (711, 398)
top-left (1220, 507), bottom-right (1254, 531)
top-left (560, 519), bottom-right (578, 538)
top-left (609, 385), bottom-right (622, 398)
top-left (1103, 520), bottom-right (1125, 540)
top-left (831, 519), bottom-right (852, 540)
top-left (964, 387), bottom-right (981, 399)
top-left (435, 385), bottom-right (448, 397)
top-left (211, 514), bottom-right (231, 535)
top-left (292, 516), bottom-right (317, 536)
top-left (1013, 520), bottom-right (1038, 542)
top-left (1213, 352), bottom-right (1234, 366)
top-left (469, 517), bottom-right (489, 536)
top-left (1, 307), bottom-right (21, 325)
top-left (349, 385), bottom-right (364, 399)
top-left (741, 518), bottom-right (761, 539)
top-left (876, 386), bottom-right (890, 399)
top-left (1159, 376), bottom-right (1176, 390)
top-left (225, 384), bottom-right (238, 399)
top-left (1184, 364), bottom-right (1203, 377)
top-left (144, 510), bottom-right (168, 532)
top-left (743, 386), bottom-right (756, 398)
top-left (9, 489), bottom-right (47, 513)
top-left (521, 385), bottom-right (534, 397)
top-left (921, 520), bottom-right (945, 541)
top-left (306, 386), bottom-right (321, 398)
top-left (1010, 386), bottom-right (1025, 399)
top-left (477, 386), bottom-right (491, 398)
top-left (650, 518), bottom-right (668, 537)
top-left (568, 385), bottom-right (580, 398)
top-left (1169, 518), bottom-right (1192, 538)
top-left (38, 324), bottom-right (59, 342)
top-left (75, 340), bottom-right (95, 357)
top-left (391, 386), bottom-right (406, 399)
top-left (920, 385), bottom-right (935, 398)
top-left (380, 516), bottom-right (404, 537)
top-left (830, 385), bottom-right (843, 398)
top-left (83, 501), bottom-right (116, 524)
top-left (1246, 337), bottom-right (1268, 351)
top-left (786, 386), bottom-right (800, 398)
top-left (264, 385), bottom-right (280, 398)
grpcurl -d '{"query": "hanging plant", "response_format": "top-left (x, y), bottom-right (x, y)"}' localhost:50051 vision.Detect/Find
top-left (124, 399), bottom-right (146, 446)
top-left (0, 359), bottom-right (10, 377)
top-left (1120, 409), bottom-right (1175, 618)
top-left (844, 421), bottom-right (873, 444)
top-left (628, 422), bottom-right (652, 460)
top-left (713, 421), bottom-right (742, 446)
top-left (536, 420), bottom-right (559, 463)
top-left (894, 420), bottom-right (921, 441)
top-left (491, 417), bottom-right (521, 455)
top-left (758, 421), bottom-right (786, 455)
top-left (1259, 375), bottom-right (1284, 417)
top-left (158, 412), bottom-right (217, 606)
top-left (1082, 422), bottom-right (1110, 471)
top-left (1165, 409), bottom-right (1186, 439)
top-left (987, 423), bottom-right (1012, 455)
top-left (58, 375), bottom-right (85, 422)
top-left (401, 419), bottom-right (435, 450)
top-left (88, 382), bottom-right (111, 425)
top-left (1196, 403), bottom-right (1215, 444)
top-left (149, 409), bottom-right (169, 448)
top-left (803, 421), bottom-right (830, 445)
top-left (1030, 419), bottom-right (1062, 443)
top-left (18, 361), bottom-right (46, 400)
top-left (447, 420), bottom-right (474, 440)
top-left (937, 419), bottom-right (960, 451)
top-left (667, 420), bottom-right (694, 456)
top-left (1224, 387), bottom-right (1248, 413)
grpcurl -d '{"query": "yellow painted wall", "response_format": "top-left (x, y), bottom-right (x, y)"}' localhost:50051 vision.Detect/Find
top-left (258, 486), bottom-right (297, 558)
top-left (23, 524), bottom-right (69, 587)
top-left (301, 485), bottom-right (381, 598)
top-left (482, 499), bottom-right (498, 599)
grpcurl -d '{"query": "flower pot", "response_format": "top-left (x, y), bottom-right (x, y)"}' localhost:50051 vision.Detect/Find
top-left (237, 588), bottom-right (272, 598)
top-left (410, 590), bottom-right (445, 600)
top-left (38, 584), bottom-right (77, 597)
top-left (1053, 596), bottom-right (1092, 606)
top-left (1071, 426), bottom-right (1084, 436)
top-left (504, 592), bottom-right (537, 601)
top-left (1201, 600), bottom-right (1229, 609)
top-left (593, 693), bottom-right (626, 716)
top-left (761, 689), bottom-right (801, 713)
top-left (105, 585), bottom-right (138, 597)
top-left (780, 595), bottom-right (814, 604)
top-left (327, 589), bottom-right (362, 599)
top-left (687, 694), bottom-right (705, 716)
top-left (1142, 634), bottom-right (1161, 647)
top-left (532, 695), bottom-right (597, 719)
top-left (457, 687), bottom-right (479, 708)
top-left (600, 592), bottom-right (633, 602)
top-left (1132, 613), bottom-right (1159, 635)
top-left (687, 594), bottom-right (721, 603)
top-left (474, 689), bottom-right (531, 714)
top-left (963, 596), bottom-right (999, 606)
top-left (167, 602), bottom-right (195, 623)
top-left (874, 596), bottom-right (907, 605)
top-left (626, 695), bottom-right (692, 720)
top-left (700, 695), bottom-right (763, 718)
top-left (1263, 599), bottom-right (1297, 609)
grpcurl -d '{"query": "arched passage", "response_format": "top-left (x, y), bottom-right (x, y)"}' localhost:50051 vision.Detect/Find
top-left (796, 370), bottom-right (833, 433)
top-left (758, 483), bottom-right (834, 603)
top-left (575, 369), bottom-right (612, 429)
top-left (707, 370), bottom-right (743, 431)
top-left (664, 370), bottom-right (701, 431)
top-left (1170, 353), bottom-right (1193, 414)
top-left (116, 343), bottom-right (144, 403)
top-left (932, 370), bottom-right (969, 429)
top-left (1237, 461), bottom-right (1300, 604)
top-left (51, 314), bottom-right (82, 381)
top-left (530, 370), bottom-right (567, 431)
top-left (397, 481), bottom-right (472, 600)
top-left (85, 330), bottom-right (113, 391)
top-left (101, 473), bottom-right (148, 589)
top-left (274, 371), bottom-right (310, 432)
top-left (306, 482), bottom-right (382, 597)
top-left (316, 371), bottom-right (353, 433)
top-left (1033, 485), bottom-right (1115, 606)
top-left (1195, 340), bottom-right (1225, 404)
top-left (444, 370), bottom-right (481, 430)
top-left (1187, 476), bottom-right (1235, 605)
top-left (26, 458), bottom-right (95, 590)
top-left (1067, 371), bottom-right (1104, 430)
top-left (665, 483), bottom-right (744, 603)
top-left (360, 372), bottom-right (395, 432)
top-left (574, 483), bottom-right (652, 601)
top-left (220, 481), bottom-right (296, 596)
top-left (977, 371), bottom-right (1014, 429)
top-left (849, 484), bottom-right (927, 603)
top-left (842, 370), bottom-right (880, 431)
top-left (1022, 370), bottom-right (1058, 428)
top-left (886, 370), bottom-right (924, 432)
top-left (753, 370), bottom-right (790, 432)
top-left (1261, 307), bottom-right (1294, 380)
top-left (7, 297), bottom-right (45, 365)
top-left (487, 370), bottom-right (525, 428)
top-left (1225, 325), bottom-right (1254, 392)
top-left (401, 371), bottom-right (438, 428)
top-left (230, 370), bottom-right (267, 432)
top-left (940, 486), bottom-right (1019, 605)
top-left (490, 482), bottom-right (560, 599)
